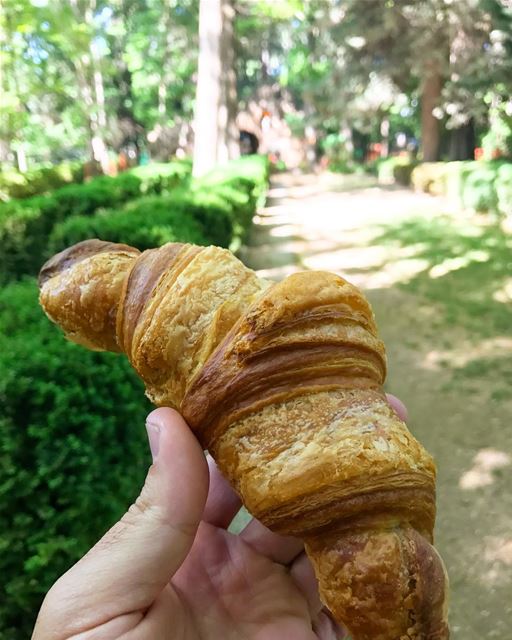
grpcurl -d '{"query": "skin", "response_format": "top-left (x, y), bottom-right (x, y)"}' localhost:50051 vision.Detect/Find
top-left (32, 395), bottom-right (407, 640)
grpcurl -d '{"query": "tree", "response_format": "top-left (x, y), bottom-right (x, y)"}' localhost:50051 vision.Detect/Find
top-left (192, 0), bottom-right (238, 177)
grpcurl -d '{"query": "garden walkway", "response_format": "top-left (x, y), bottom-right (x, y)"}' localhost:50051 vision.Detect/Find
top-left (240, 171), bottom-right (512, 640)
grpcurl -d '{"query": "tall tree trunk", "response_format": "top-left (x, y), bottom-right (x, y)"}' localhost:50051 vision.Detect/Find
top-left (88, 3), bottom-right (109, 173)
top-left (380, 117), bottom-right (390, 158)
top-left (193, 0), bottom-right (238, 177)
top-left (109, 0), bottom-right (145, 158)
top-left (448, 118), bottom-right (475, 160)
top-left (420, 61), bottom-right (443, 162)
top-left (16, 145), bottom-right (28, 173)
top-left (219, 0), bottom-right (239, 162)
top-left (158, 0), bottom-right (173, 123)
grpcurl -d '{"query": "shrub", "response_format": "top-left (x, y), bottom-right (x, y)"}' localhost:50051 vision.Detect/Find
top-left (462, 169), bottom-right (498, 213)
top-left (495, 164), bottom-right (512, 217)
top-left (49, 157), bottom-right (268, 257)
top-left (199, 155), bottom-right (269, 209)
top-left (410, 160), bottom-right (512, 214)
top-left (0, 278), bottom-right (150, 638)
top-left (0, 162), bottom-right (191, 283)
top-left (0, 162), bottom-right (84, 201)
top-left (49, 197), bottom-right (211, 253)
top-left (411, 162), bottom-right (449, 195)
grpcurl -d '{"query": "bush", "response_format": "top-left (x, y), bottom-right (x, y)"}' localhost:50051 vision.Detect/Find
top-left (373, 156), bottom-right (418, 186)
top-left (0, 154), bottom-right (269, 638)
top-left (0, 162), bottom-right (191, 283)
top-left (0, 279), bottom-right (150, 638)
top-left (495, 164), bottom-right (512, 217)
top-left (199, 155), bottom-right (269, 209)
top-left (411, 160), bottom-right (512, 214)
top-left (49, 196), bottom-right (212, 253)
top-left (410, 162), bottom-right (449, 195)
top-left (462, 169), bottom-right (498, 213)
top-left (49, 156), bottom-right (268, 257)
top-left (0, 162), bottom-right (84, 201)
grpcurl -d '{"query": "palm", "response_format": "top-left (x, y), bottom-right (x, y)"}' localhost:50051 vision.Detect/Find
top-left (158, 522), bottom-right (319, 639)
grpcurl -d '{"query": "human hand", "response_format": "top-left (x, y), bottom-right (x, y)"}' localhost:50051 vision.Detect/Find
top-left (33, 395), bottom-right (407, 640)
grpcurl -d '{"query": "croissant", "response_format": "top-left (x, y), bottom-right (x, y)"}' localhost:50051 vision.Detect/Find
top-left (38, 239), bottom-right (449, 640)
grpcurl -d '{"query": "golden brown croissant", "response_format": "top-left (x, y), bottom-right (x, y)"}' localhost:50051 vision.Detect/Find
top-left (39, 239), bottom-right (449, 640)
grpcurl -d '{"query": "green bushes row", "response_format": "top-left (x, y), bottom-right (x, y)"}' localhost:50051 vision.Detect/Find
top-left (0, 162), bottom-right (190, 283)
top-left (411, 160), bottom-right (512, 214)
top-left (372, 156), bottom-right (419, 186)
top-left (373, 157), bottom-right (512, 215)
top-left (0, 161), bottom-right (85, 201)
top-left (0, 155), bottom-right (269, 638)
top-left (49, 191), bottom-right (229, 253)
top-left (0, 278), bottom-right (151, 638)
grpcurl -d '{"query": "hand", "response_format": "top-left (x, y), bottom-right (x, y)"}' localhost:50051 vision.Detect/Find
top-left (33, 395), bottom-right (407, 640)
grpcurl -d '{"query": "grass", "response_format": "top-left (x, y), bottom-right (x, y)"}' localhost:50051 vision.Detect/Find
top-left (375, 216), bottom-right (512, 338)
top-left (374, 215), bottom-right (512, 399)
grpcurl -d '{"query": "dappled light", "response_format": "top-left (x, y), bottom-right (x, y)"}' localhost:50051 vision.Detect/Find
top-left (459, 448), bottom-right (511, 490)
top-left (422, 337), bottom-right (512, 371)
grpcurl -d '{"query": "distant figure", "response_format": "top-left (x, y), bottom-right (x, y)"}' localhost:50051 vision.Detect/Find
top-left (240, 130), bottom-right (259, 155)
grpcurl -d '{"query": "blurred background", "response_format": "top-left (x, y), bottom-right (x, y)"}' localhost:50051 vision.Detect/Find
top-left (1, 0), bottom-right (512, 638)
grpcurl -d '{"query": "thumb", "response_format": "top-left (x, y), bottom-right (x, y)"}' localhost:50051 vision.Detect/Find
top-left (36, 408), bottom-right (208, 636)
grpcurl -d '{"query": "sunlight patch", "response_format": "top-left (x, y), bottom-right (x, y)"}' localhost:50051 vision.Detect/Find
top-left (459, 448), bottom-right (511, 490)
top-left (428, 250), bottom-right (490, 279)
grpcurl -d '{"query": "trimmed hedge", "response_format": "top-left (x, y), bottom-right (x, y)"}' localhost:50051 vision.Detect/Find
top-left (375, 156), bottom-right (419, 186)
top-left (0, 155), bottom-right (269, 639)
top-left (0, 162), bottom-right (85, 201)
top-left (376, 158), bottom-right (512, 215)
top-left (0, 162), bottom-right (190, 283)
top-left (49, 194), bottom-right (218, 253)
top-left (48, 157), bottom-right (269, 256)
top-left (0, 278), bottom-right (151, 638)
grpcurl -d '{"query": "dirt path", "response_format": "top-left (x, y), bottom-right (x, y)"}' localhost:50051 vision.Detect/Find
top-left (240, 172), bottom-right (512, 640)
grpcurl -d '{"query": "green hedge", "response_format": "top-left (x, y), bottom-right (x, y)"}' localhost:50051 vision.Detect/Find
top-left (48, 157), bottom-right (269, 256)
top-left (411, 160), bottom-right (512, 214)
top-left (0, 279), bottom-right (150, 638)
top-left (0, 162), bottom-right (190, 283)
top-left (49, 193), bottom-right (220, 253)
top-left (0, 154), bottom-right (269, 639)
top-left (374, 156), bottom-right (419, 186)
top-left (0, 162), bottom-right (85, 201)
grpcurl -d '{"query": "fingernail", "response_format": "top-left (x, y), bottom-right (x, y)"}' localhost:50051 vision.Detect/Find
top-left (146, 420), bottom-right (161, 461)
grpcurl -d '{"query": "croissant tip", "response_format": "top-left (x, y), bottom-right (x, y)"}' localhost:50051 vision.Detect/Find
top-left (38, 239), bottom-right (138, 289)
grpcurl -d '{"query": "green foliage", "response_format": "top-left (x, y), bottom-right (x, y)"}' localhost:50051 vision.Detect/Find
top-left (375, 215), bottom-right (512, 337)
top-left (482, 100), bottom-right (512, 160)
top-left (0, 155), bottom-right (268, 636)
top-left (0, 162), bottom-right (190, 283)
top-left (411, 160), bottom-right (512, 214)
top-left (49, 156), bottom-right (269, 255)
top-left (49, 194), bottom-right (220, 253)
top-left (462, 169), bottom-right (498, 213)
top-left (0, 162), bottom-right (84, 201)
top-left (376, 156), bottom-right (418, 185)
top-left (495, 164), bottom-right (512, 216)
top-left (0, 278), bottom-right (150, 638)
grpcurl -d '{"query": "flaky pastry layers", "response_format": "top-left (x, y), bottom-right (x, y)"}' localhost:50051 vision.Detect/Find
top-left (39, 239), bottom-right (449, 639)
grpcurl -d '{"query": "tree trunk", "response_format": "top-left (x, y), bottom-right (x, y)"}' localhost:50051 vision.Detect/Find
top-left (16, 144), bottom-right (28, 173)
top-left (220, 0), bottom-right (239, 162)
top-left (448, 118), bottom-right (475, 160)
top-left (193, 0), bottom-right (238, 177)
top-left (420, 61), bottom-right (443, 162)
top-left (158, 0), bottom-right (173, 123)
top-left (380, 117), bottom-right (390, 158)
